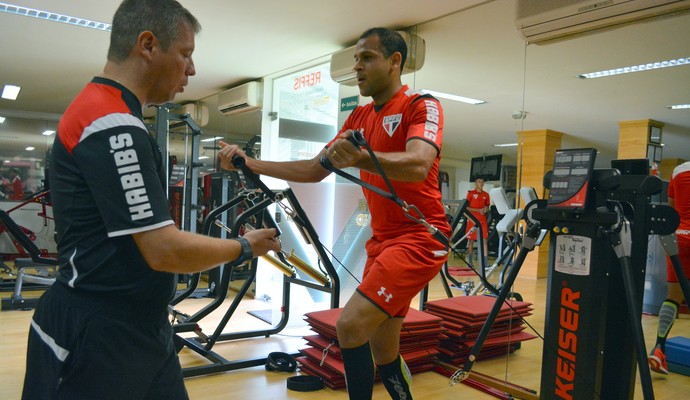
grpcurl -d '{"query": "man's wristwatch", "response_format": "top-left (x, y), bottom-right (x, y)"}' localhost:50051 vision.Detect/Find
top-left (231, 237), bottom-right (253, 265)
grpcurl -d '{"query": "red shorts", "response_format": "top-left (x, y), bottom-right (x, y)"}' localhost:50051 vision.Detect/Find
top-left (666, 234), bottom-right (690, 283)
top-left (466, 212), bottom-right (488, 241)
top-left (357, 231), bottom-right (448, 318)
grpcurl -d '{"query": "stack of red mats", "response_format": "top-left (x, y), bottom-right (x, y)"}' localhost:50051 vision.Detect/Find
top-left (423, 295), bottom-right (537, 365)
top-left (297, 307), bottom-right (447, 389)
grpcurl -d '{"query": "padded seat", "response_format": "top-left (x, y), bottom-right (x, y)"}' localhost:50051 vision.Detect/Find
top-left (489, 187), bottom-right (522, 233)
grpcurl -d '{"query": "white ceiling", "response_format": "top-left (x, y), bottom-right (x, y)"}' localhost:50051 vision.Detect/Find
top-left (1, 0), bottom-right (689, 172)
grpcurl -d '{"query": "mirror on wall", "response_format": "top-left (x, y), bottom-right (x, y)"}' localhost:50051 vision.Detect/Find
top-left (0, 115), bottom-right (56, 200)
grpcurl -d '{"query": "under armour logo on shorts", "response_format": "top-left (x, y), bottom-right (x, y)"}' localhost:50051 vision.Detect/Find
top-left (378, 287), bottom-right (393, 303)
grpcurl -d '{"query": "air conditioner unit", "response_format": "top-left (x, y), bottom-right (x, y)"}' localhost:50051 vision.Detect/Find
top-left (516, 0), bottom-right (690, 45)
top-left (179, 102), bottom-right (209, 127)
top-left (330, 31), bottom-right (426, 86)
top-left (217, 81), bottom-right (262, 115)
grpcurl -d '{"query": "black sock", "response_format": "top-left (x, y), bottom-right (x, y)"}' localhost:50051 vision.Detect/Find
top-left (341, 342), bottom-right (374, 400)
top-left (378, 354), bottom-right (413, 400)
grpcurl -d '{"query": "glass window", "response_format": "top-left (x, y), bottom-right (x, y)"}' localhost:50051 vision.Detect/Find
top-left (271, 63), bottom-right (340, 162)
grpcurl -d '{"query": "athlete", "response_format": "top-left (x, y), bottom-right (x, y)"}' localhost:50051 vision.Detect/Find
top-left (465, 177), bottom-right (490, 267)
top-left (648, 161), bottom-right (690, 374)
top-left (21, 1), bottom-right (280, 399)
top-left (219, 27), bottom-right (450, 400)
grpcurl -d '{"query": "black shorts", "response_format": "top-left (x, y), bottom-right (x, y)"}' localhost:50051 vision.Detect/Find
top-left (22, 283), bottom-right (188, 400)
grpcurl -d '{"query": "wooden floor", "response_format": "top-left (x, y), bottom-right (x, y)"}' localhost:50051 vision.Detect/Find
top-left (1, 259), bottom-right (689, 400)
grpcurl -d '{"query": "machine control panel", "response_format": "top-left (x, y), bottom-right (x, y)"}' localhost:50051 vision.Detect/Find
top-left (547, 148), bottom-right (597, 212)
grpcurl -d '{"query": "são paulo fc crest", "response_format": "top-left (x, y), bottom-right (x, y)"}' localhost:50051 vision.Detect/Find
top-left (382, 114), bottom-right (402, 137)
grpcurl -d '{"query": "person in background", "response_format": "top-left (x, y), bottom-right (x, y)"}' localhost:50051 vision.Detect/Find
top-left (648, 160), bottom-right (690, 374)
top-left (0, 171), bottom-right (9, 199)
top-left (2, 168), bottom-right (25, 200)
top-left (218, 27), bottom-right (449, 400)
top-left (21, 1), bottom-right (280, 399)
top-left (465, 176), bottom-right (490, 267)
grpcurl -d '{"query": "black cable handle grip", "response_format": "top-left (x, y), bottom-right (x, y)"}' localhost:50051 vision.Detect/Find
top-left (319, 131), bottom-right (364, 170)
top-left (232, 155), bottom-right (276, 201)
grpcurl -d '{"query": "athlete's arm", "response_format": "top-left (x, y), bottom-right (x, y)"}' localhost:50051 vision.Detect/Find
top-left (217, 141), bottom-right (331, 183)
top-left (330, 137), bottom-right (437, 182)
top-left (133, 225), bottom-right (280, 273)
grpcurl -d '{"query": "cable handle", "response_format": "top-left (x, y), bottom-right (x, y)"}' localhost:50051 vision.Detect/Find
top-left (318, 130), bottom-right (365, 170)
top-left (231, 155), bottom-right (276, 201)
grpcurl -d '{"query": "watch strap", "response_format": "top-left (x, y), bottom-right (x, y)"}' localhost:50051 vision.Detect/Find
top-left (231, 237), bottom-right (253, 265)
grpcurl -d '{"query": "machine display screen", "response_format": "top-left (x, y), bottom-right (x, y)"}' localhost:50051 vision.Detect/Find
top-left (546, 148), bottom-right (597, 212)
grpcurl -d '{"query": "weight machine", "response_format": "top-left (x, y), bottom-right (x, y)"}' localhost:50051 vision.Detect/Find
top-left (440, 148), bottom-right (681, 400)
top-left (153, 103), bottom-right (204, 234)
top-left (434, 188), bottom-right (528, 300)
top-left (0, 208), bottom-right (58, 311)
top-left (169, 157), bottom-right (340, 378)
top-left (469, 187), bottom-right (525, 296)
top-left (153, 104), bottom-right (241, 299)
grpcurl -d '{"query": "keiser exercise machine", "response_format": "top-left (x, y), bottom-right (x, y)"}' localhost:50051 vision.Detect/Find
top-left (441, 148), bottom-right (680, 400)
top-left (169, 156), bottom-right (340, 378)
top-left (530, 149), bottom-right (680, 400)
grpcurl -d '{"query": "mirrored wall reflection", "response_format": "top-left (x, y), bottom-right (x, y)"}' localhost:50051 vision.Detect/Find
top-left (396, 3), bottom-right (532, 390)
top-left (0, 115), bottom-right (56, 200)
top-left (408, 0), bottom-right (526, 201)
top-left (520, 9), bottom-right (690, 201)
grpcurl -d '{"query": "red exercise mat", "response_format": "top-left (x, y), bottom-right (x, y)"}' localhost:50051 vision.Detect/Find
top-left (424, 295), bottom-right (532, 319)
top-left (305, 307), bottom-right (444, 328)
top-left (446, 321), bottom-right (525, 339)
top-left (447, 266), bottom-right (477, 276)
top-left (304, 334), bottom-right (446, 357)
top-left (444, 330), bottom-right (537, 349)
top-left (297, 356), bottom-right (346, 389)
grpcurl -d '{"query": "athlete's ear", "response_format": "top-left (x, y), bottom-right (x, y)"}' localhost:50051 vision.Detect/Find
top-left (389, 52), bottom-right (403, 73)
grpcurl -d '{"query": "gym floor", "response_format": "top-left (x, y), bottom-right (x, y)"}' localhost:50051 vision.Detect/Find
top-left (1, 258), bottom-right (689, 399)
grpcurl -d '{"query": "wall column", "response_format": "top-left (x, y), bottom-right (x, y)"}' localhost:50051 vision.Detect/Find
top-left (617, 119), bottom-right (664, 160)
top-left (660, 158), bottom-right (687, 180)
top-left (516, 129), bottom-right (563, 279)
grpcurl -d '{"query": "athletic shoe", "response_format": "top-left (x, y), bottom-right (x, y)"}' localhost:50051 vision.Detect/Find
top-left (648, 346), bottom-right (669, 375)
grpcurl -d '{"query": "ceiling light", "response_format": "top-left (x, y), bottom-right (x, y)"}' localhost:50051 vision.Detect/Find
top-left (198, 155), bottom-right (210, 160)
top-left (2, 84), bottom-right (21, 100)
top-left (42, 130), bottom-right (55, 136)
top-left (200, 136), bottom-right (225, 142)
top-left (422, 89), bottom-right (486, 105)
top-left (25, 146), bottom-right (35, 151)
top-left (0, 116), bottom-right (5, 123)
top-left (493, 143), bottom-right (518, 148)
top-left (0, 2), bottom-right (111, 31)
top-left (666, 104), bottom-right (690, 110)
top-left (577, 57), bottom-right (690, 79)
